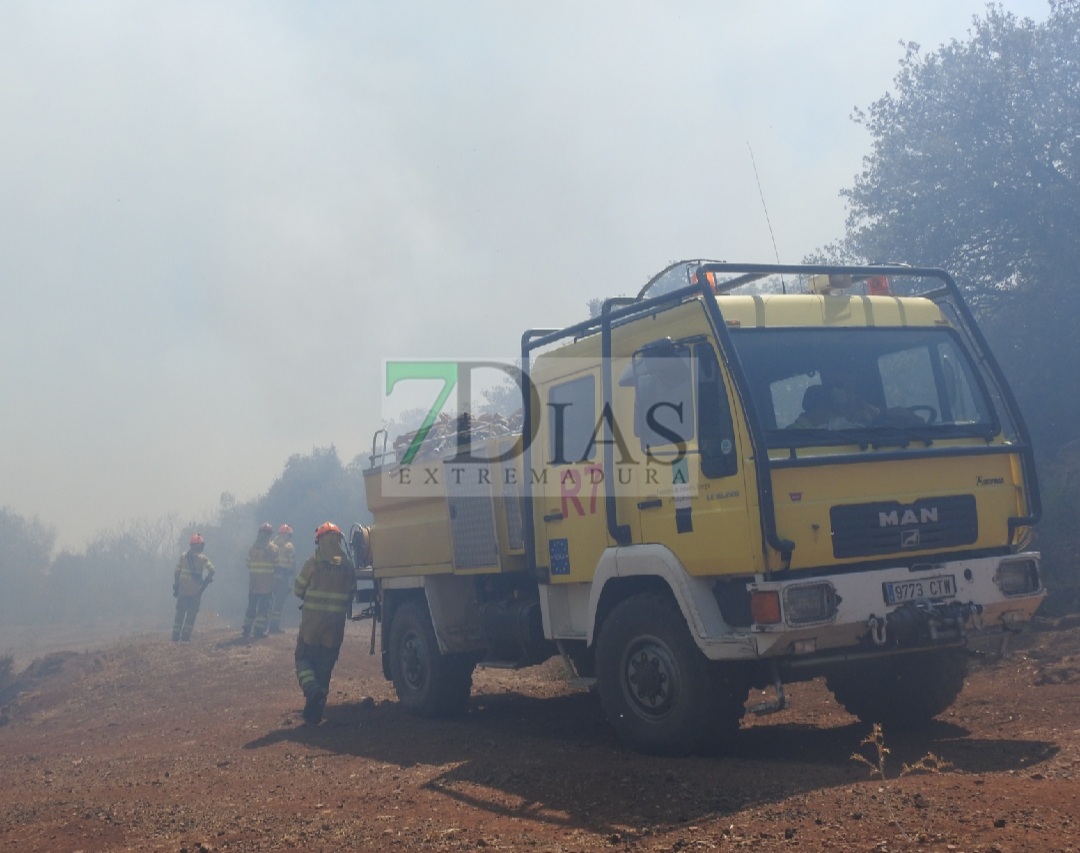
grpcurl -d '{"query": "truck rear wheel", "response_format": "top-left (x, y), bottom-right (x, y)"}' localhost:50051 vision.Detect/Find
top-left (595, 592), bottom-right (747, 756)
top-left (826, 648), bottom-right (968, 729)
top-left (388, 599), bottom-right (474, 718)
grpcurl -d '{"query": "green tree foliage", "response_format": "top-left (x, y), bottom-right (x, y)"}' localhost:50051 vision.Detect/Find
top-left (0, 447), bottom-right (370, 630)
top-left (183, 446), bottom-right (370, 628)
top-left (0, 655), bottom-right (13, 702)
top-left (47, 521), bottom-right (178, 625)
top-left (833, 1), bottom-right (1080, 599)
top-left (0, 507), bottom-right (55, 574)
top-left (1039, 438), bottom-right (1080, 611)
top-left (256, 445), bottom-right (369, 547)
top-left (836, 0), bottom-right (1080, 461)
top-left (0, 508), bottom-right (56, 624)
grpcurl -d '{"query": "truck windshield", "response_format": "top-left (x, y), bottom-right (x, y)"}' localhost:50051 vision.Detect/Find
top-left (727, 327), bottom-right (998, 449)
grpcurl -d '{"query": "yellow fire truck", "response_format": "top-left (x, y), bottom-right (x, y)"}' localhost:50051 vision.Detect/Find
top-left (358, 261), bottom-right (1043, 755)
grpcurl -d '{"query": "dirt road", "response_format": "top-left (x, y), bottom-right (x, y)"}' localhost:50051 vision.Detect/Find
top-left (3, 616), bottom-right (1080, 852)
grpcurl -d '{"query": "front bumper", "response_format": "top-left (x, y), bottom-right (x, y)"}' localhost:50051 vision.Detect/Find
top-left (744, 552), bottom-right (1043, 659)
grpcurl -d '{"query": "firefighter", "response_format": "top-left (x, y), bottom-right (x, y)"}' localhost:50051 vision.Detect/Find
top-left (242, 522), bottom-right (279, 639)
top-left (823, 367), bottom-right (880, 426)
top-left (294, 522), bottom-right (357, 724)
top-left (788, 384), bottom-right (831, 429)
top-left (267, 523), bottom-right (297, 634)
top-left (172, 533), bottom-right (215, 642)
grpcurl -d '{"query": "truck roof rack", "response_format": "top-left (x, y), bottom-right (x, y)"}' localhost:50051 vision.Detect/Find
top-left (517, 261), bottom-right (1039, 582)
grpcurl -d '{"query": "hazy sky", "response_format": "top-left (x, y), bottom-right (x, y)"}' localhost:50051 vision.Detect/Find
top-left (0, 1), bottom-right (1051, 549)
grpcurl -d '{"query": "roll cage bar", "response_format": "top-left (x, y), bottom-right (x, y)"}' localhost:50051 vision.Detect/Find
top-left (520, 261), bottom-right (1041, 582)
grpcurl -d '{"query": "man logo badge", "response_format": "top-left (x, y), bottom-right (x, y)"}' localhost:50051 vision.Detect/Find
top-left (901, 529), bottom-right (921, 548)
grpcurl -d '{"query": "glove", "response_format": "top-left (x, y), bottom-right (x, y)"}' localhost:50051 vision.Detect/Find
top-left (172, 582), bottom-right (178, 597)
top-left (201, 576), bottom-right (212, 591)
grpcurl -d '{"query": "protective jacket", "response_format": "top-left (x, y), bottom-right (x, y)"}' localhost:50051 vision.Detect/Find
top-left (175, 551), bottom-right (215, 597)
top-left (247, 539), bottom-right (279, 596)
top-left (272, 534), bottom-right (296, 575)
top-left (295, 536), bottom-right (357, 648)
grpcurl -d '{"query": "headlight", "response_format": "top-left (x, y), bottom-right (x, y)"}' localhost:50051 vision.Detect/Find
top-left (783, 582), bottom-right (838, 625)
top-left (994, 559), bottom-right (1041, 597)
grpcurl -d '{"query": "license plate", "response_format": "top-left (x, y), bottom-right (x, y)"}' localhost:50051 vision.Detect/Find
top-left (883, 574), bottom-right (957, 605)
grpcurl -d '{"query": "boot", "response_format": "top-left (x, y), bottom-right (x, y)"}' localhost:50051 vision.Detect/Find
top-left (302, 688), bottom-right (326, 725)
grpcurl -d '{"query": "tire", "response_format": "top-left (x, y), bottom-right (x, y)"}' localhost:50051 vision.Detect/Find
top-left (387, 599), bottom-right (475, 718)
top-left (595, 592), bottom-right (748, 756)
top-left (826, 648), bottom-right (968, 730)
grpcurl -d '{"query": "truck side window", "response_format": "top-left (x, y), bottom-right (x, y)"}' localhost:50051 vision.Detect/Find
top-left (547, 375), bottom-right (596, 464)
top-left (696, 344), bottom-right (738, 478)
top-left (630, 344), bottom-right (694, 455)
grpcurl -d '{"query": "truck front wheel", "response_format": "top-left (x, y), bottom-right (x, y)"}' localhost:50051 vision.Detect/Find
top-left (388, 599), bottom-right (474, 718)
top-left (826, 648), bottom-right (968, 729)
top-left (595, 592), bottom-right (747, 756)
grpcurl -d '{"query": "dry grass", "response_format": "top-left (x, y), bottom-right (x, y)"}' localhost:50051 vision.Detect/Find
top-left (851, 723), bottom-right (954, 842)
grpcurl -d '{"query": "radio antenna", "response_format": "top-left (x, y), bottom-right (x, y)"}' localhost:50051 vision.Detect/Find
top-left (747, 141), bottom-right (786, 293)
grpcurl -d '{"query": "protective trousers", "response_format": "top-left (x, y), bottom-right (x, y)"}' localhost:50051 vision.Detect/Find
top-left (242, 593), bottom-right (272, 638)
top-left (173, 594), bottom-right (201, 641)
top-left (267, 570), bottom-right (293, 633)
top-left (295, 639), bottom-right (340, 698)
top-left (295, 638), bottom-right (341, 724)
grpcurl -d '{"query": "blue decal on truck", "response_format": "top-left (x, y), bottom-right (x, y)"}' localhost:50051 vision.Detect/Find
top-left (549, 538), bottom-right (570, 575)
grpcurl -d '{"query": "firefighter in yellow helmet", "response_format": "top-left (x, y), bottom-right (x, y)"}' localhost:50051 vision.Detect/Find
top-left (294, 522), bottom-right (357, 724)
top-left (267, 523), bottom-right (297, 634)
top-left (172, 533), bottom-right (215, 641)
top-left (242, 522), bottom-right (279, 639)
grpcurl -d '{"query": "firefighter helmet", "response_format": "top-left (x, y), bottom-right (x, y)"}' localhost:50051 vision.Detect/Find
top-left (259, 522), bottom-right (273, 534)
top-left (278, 524), bottom-right (293, 536)
top-left (315, 522), bottom-right (342, 543)
top-left (189, 533), bottom-right (205, 547)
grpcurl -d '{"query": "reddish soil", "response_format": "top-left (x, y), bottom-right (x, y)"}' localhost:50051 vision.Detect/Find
top-left (3, 615), bottom-right (1080, 852)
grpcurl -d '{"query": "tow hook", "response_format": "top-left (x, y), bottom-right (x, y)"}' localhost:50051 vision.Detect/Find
top-left (885, 600), bottom-right (984, 644)
top-left (868, 615), bottom-right (887, 646)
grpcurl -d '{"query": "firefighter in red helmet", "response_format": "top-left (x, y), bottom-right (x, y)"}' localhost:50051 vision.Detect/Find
top-left (293, 522), bottom-right (357, 724)
top-left (267, 523), bottom-right (296, 634)
top-left (172, 533), bottom-right (215, 641)
top-left (242, 522), bottom-right (279, 639)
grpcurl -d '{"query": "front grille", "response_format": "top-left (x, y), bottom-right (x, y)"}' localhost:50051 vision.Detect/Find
top-left (830, 494), bottom-right (978, 559)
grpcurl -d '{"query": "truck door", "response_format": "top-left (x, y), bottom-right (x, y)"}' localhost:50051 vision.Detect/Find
top-left (626, 341), bottom-right (757, 576)
top-left (533, 370), bottom-right (611, 583)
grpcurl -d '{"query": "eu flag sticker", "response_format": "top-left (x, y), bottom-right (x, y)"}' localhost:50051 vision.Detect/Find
top-left (549, 538), bottom-right (571, 575)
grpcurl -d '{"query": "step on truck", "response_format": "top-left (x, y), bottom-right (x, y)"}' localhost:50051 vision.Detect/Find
top-left (358, 261), bottom-right (1044, 756)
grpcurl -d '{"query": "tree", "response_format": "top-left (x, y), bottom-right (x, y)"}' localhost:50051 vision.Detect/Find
top-left (256, 445), bottom-right (370, 550)
top-left (0, 507), bottom-right (55, 575)
top-left (834, 0), bottom-right (1080, 460)
top-left (0, 508), bottom-right (56, 625)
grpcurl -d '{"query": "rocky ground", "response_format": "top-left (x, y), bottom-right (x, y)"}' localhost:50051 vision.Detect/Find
top-left (3, 614), bottom-right (1080, 852)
